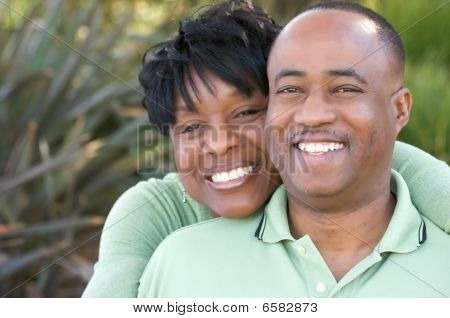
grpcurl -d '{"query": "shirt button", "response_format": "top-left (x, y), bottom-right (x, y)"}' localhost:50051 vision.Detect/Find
top-left (295, 244), bottom-right (306, 254)
top-left (316, 282), bottom-right (327, 293)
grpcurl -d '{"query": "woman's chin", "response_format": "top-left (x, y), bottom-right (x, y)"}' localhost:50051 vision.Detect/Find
top-left (209, 206), bottom-right (256, 219)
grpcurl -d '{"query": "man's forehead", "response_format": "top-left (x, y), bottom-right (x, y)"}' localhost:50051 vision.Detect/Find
top-left (268, 9), bottom-right (386, 76)
top-left (274, 9), bottom-right (378, 51)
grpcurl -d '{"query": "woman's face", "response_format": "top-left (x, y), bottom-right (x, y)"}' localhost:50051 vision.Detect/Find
top-left (170, 72), bottom-right (281, 218)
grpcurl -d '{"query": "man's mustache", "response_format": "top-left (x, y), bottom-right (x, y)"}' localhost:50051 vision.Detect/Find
top-left (288, 128), bottom-right (351, 146)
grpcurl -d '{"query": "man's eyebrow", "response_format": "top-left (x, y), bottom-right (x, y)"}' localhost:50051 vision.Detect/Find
top-left (274, 69), bottom-right (307, 84)
top-left (326, 69), bottom-right (368, 84)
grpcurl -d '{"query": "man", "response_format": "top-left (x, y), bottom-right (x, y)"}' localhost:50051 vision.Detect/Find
top-left (138, 2), bottom-right (450, 297)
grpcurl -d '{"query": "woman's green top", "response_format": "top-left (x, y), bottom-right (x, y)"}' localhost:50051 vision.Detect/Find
top-left (82, 141), bottom-right (450, 297)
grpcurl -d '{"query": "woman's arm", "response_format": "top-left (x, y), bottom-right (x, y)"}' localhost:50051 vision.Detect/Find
top-left (82, 173), bottom-right (211, 297)
top-left (393, 141), bottom-right (450, 233)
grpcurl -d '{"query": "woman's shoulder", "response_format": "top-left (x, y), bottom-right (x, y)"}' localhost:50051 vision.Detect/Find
top-left (105, 172), bottom-right (211, 228)
top-left (133, 172), bottom-right (184, 199)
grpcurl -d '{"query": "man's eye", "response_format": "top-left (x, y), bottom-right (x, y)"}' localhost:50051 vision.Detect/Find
top-left (276, 87), bottom-right (301, 94)
top-left (181, 123), bottom-right (201, 134)
top-left (334, 86), bottom-right (362, 94)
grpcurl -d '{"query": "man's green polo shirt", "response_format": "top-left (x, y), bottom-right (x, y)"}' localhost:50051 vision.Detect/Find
top-left (138, 170), bottom-right (450, 298)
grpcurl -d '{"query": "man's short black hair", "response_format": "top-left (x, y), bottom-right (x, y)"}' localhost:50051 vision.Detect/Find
top-left (139, 0), bottom-right (281, 135)
top-left (303, 1), bottom-right (405, 73)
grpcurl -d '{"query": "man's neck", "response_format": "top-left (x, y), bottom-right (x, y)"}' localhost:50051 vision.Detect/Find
top-left (287, 185), bottom-right (396, 281)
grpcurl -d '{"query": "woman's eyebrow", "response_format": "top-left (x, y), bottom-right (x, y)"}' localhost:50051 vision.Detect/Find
top-left (175, 104), bottom-right (196, 114)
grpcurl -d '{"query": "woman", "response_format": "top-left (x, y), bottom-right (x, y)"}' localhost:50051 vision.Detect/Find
top-left (83, 0), bottom-right (450, 297)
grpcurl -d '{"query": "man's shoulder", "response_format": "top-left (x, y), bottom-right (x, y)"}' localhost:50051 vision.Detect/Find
top-left (422, 216), bottom-right (450, 250)
top-left (138, 211), bottom-right (265, 295)
top-left (396, 216), bottom-right (450, 262)
top-left (169, 210), bottom-right (263, 240)
top-left (387, 216), bottom-right (450, 295)
top-left (155, 210), bottom-right (264, 256)
top-left (139, 209), bottom-right (272, 297)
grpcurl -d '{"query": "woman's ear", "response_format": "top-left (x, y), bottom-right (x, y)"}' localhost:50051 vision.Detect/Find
top-left (391, 87), bottom-right (412, 136)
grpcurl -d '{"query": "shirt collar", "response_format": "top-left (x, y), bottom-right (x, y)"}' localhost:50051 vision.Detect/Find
top-left (255, 169), bottom-right (426, 253)
top-left (377, 169), bottom-right (426, 253)
top-left (255, 184), bottom-right (294, 243)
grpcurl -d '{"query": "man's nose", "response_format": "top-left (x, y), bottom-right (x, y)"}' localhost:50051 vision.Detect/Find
top-left (201, 125), bottom-right (240, 156)
top-left (293, 92), bottom-right (337, 127)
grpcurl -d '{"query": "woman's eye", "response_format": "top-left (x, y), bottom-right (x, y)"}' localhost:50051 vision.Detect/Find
top-left (236, 109), bottom-right (260, 117)
top-left (181, 123), bottom-right (201, 134)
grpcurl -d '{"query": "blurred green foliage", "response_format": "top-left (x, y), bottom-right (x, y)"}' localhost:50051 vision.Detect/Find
top-left (0, 0), bottom-right (188, 297)
top-left (0, 0), bottom-right (448, 297)
top-left (378, 0), bottom-right (450, 160)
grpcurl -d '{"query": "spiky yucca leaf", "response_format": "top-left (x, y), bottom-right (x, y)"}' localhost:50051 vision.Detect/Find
top-left (0, 0), bottom-right (177, 297)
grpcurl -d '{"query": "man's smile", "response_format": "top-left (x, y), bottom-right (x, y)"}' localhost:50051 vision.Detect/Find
top-left (297, 142), bottom-right (344, 155)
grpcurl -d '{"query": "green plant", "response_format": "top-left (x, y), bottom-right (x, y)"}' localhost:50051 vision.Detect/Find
top-left (376, 0), bottom-right (450, 161)
top-left (0, 0), bottom-right (179, 297)
top-left (400, 54), bottom-right (450, 161)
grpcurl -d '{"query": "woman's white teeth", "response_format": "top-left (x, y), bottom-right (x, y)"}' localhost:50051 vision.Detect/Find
top-left (211, 166), bottom-right (253, 183)
top-left (298, 142), bottom-right (344, 153)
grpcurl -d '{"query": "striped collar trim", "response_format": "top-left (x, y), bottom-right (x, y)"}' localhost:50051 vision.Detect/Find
top-left (255, 170), bottom-right (426, 252)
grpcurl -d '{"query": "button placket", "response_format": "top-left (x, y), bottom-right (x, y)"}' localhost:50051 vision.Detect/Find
top-left (291, 236), bottom-right (336, 297)
top-left (316, 282), bottom-right (327, 293)
top-left (295, 244), bottom-right (306, 254)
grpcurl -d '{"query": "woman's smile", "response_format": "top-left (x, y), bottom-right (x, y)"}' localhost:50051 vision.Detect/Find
top-left (204, 163), bottom-right (261, 191)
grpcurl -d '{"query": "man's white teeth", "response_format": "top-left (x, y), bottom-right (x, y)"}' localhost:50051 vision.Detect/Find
top-left (211, 166), bottom-right (254, 183)
top-left (298, 142), bottom-right (344, 153)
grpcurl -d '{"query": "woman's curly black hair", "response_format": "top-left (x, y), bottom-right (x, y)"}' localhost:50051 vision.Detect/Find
top-left (139, 0), bottom-right (282, 134)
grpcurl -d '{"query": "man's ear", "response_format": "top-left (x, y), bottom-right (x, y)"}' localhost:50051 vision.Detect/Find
top-left (391, 87), bottom-right (412, 136)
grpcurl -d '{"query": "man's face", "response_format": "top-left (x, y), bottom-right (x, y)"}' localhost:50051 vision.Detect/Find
top-left (265, 10), bottom-right (411, 203)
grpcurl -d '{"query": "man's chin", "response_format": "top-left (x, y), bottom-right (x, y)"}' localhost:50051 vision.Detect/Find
top-left (285, 177), bottom-right (347, 200)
